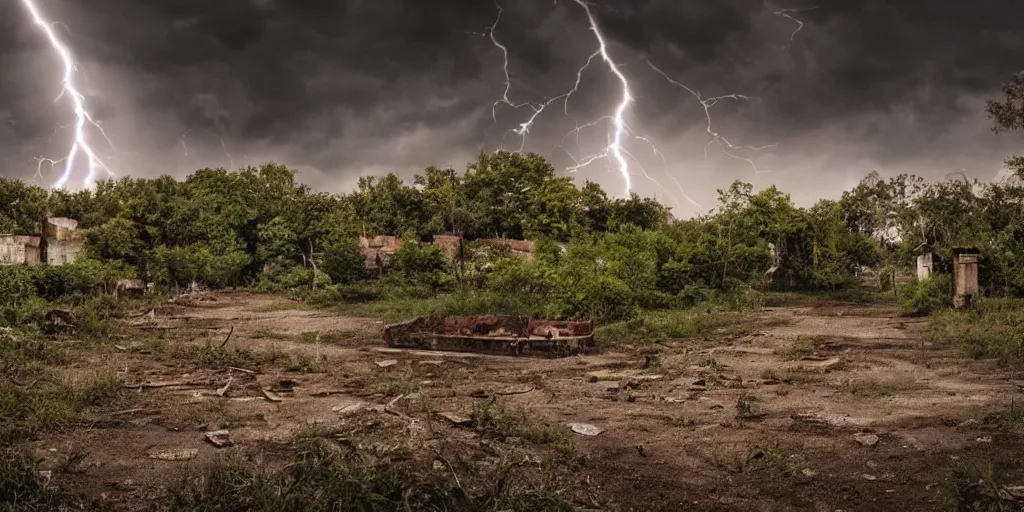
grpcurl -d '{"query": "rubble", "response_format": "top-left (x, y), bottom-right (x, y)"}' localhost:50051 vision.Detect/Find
top-left (384, 315), bottom-right (595, 357)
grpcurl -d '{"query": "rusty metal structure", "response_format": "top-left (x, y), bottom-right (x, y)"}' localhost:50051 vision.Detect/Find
top-left (384, 315), bottom-right (595, 357)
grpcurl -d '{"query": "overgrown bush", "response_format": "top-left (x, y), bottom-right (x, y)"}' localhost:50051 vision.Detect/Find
top-left (898, 274), bottom-right (952, 316)
top-left (931, 298), bottom-right (1024, 367)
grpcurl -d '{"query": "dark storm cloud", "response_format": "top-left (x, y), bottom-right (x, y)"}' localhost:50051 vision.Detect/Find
top-left (0, 0), bottom-right (1021, 213)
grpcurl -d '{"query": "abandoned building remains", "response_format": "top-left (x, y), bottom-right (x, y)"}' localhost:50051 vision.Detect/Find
top-left (0, 217), bottom-right (85, 267)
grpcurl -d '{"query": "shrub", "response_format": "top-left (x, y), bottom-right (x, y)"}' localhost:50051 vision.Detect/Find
top-left (898, 273), bottom-right (952, 316)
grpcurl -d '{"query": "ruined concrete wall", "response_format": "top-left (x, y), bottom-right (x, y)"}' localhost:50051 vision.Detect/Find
top-left (359, 235), bottom-right (403, 270)
top-left (477, 238), bottom-right (535, 259)
top-left (43, 217), bottom-right (85, 266)
top-left (917, 253), bottom-right (934, 281)
top-left (46, 239), bottom-right (85, 266)
top-left (0, 236), bottom-right (26, 266)
top-left (432, 234), bottom-right (463, 261)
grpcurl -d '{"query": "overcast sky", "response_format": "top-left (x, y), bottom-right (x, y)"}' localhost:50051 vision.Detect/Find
top-left (1, 0), bottom-right (1021, 216)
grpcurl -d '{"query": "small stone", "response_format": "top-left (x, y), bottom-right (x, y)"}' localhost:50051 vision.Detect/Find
top-left (801, 468), bottom-right (817, 477)
top-left (692, 379), bottom-right (706, 386)
top-left (375, 360), bottom-right (398, 368)
top-left (853, 433), bottom-right (880, 447)
top-left (956, 419), bottom-right (979, 430)
top-left (862, 473), bottom-right (877, 481)
top-left (976, 436), bottom-right (993, 443)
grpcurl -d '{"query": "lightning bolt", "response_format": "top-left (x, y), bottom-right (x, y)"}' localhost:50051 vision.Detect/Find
top-left (568, 0), bottom-right (632, 193)
top-left (180, 126), bottom-right (237, 170)
top-left (648, 62), bottom-right (775, 176)
top-left (20, 0), bottom-right (116, 189)
top-left (774, 6), bottom-right (817, 45)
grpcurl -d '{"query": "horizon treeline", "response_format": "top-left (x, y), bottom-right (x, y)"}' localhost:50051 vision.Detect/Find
top-left (1, 72), bottom-right (1022, 323)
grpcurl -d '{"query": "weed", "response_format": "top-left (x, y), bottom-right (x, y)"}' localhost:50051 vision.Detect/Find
top-left (0, 372), bottom-right (123, 447)
top-left (930, 298), bottom-right (1024, 367)
top-left (760, 368), bottom-right (814, 384)
top-left (0, 449), bottom-right (96, 510)
top-left (250, 330), bottom-right (292, 340)
top-left (898, 274), bottom-right (953, 317)
top-left (597, 309), bottom-right (756, 342)
top-left (781, 335), bottom-right (828, 360)
top-left (744, 443), bottom-right (791, 475)
top-left (935, 458), bottom-right (1024, 512)
top-left (251, 302), bottom-right (315, 313)
top-left (368, 376), bottom-right (420, 397)
top-left (166, 438), bottom-right (576, 511)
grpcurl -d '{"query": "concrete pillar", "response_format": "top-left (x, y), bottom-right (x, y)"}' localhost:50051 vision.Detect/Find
top-left (952, 248), bottom-right (980, 309)
top-left (916, 253), bottom-right (933, 281)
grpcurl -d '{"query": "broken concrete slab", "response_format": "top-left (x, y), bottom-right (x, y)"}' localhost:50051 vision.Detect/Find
top-left (147, 448), bottom-right (198, 461)
top-left (569, 423), bottom-right (604, 436)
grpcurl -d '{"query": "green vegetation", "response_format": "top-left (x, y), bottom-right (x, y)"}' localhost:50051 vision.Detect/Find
top-left (165, 439), bottom-right (575, 512)
top-left (930, 298), bottom-right (1024, 367)
top-left (898, 274), bottom-right (953, 317)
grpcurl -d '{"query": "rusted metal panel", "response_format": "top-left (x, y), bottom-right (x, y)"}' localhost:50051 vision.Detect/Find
top-left (384, 315), bottom-right (595, 357)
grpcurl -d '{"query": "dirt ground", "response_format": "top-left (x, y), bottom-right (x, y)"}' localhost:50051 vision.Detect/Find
top-left (30, 291), bottom-right (1024, 511)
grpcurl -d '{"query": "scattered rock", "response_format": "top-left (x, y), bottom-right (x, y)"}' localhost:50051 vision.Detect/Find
top-left (569, 423), bottom-right (604, 436)
top-left (808, 357), bottom-right (843, 372)
top-left (261, 388), bottom-right (283, 403)
top-left (896, 432), bottom-right (925, 451)
top-left (956, 419), bottom-right (979, 430)
top-left (437, 412), bottom-right (472, 426)
top-left (204, 429), bottom-right (232, 448)
top-left (801, 468), bottom-right (818, 477)
top-left (332, 402), bottom-right (368, 415)
top-left (375, 360), bottom-right (398, 368)
top-left (976, 436), bottom-right (993, 443)
top-left (853, 433), bottom-right (880, 447)
top-left (692, 379), bottom-right (706, 386)
top-left (791, 412), bottom-right (874, 428)
top-left (216, 377), bottom-right (233, 397)
top-left (148, 448), bottom-right (198, 461)
top-left (418, 360), bottom-right (445, 366)
top-left (862, 473), bottom-right (877, 481)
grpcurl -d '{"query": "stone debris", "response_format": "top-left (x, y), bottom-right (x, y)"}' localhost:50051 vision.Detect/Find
top-left (204, 429), bottom-right (232, 448)
top-left (375, 360), bottom-right (398, 368)
top-left (437, 412), bottom-right (472, 426)
top-left (853, 433), bottom-right (880, 447)
top-left (148, 448), bottom-right (198, 461)
top-left (569, 423), bottom-right (604, 436)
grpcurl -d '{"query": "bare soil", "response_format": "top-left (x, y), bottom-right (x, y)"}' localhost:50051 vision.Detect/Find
top-left (29, 291), bottom-right (1024, 511)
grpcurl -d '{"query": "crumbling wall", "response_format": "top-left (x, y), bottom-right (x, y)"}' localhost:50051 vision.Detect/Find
top-left (0, 235), bottom-right (26, 266)
top-left (432, 234), bottom-right (463, 261)
top-left (43, 217), bottom-right (85, 266)
top-left (477, 238), bottom-right (535, 259)
top-left (359, 235), bottom-right (403, 270)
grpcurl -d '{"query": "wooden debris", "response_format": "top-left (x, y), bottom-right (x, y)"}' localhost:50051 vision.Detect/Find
top-left (204, 429), bottom-right (232, 448)
top-left (261, 388), bottom-right (283, 402)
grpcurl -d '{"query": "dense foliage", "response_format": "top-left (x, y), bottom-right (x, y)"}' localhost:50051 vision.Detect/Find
top-left (1, 74), bottom-right (1022, 324)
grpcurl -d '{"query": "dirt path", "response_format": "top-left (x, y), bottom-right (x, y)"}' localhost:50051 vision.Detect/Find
top-left (31, 292), bottom-right (1024, 511)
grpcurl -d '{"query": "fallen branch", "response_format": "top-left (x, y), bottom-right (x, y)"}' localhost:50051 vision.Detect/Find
top-left (219, 325), bottom-right (235, 348)
top-left (496, 385), bottom-right (535, 396)
top-left (227, 366), bottom-right (256, 375)
top-left (124, 379), bottom-right (213, 390)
